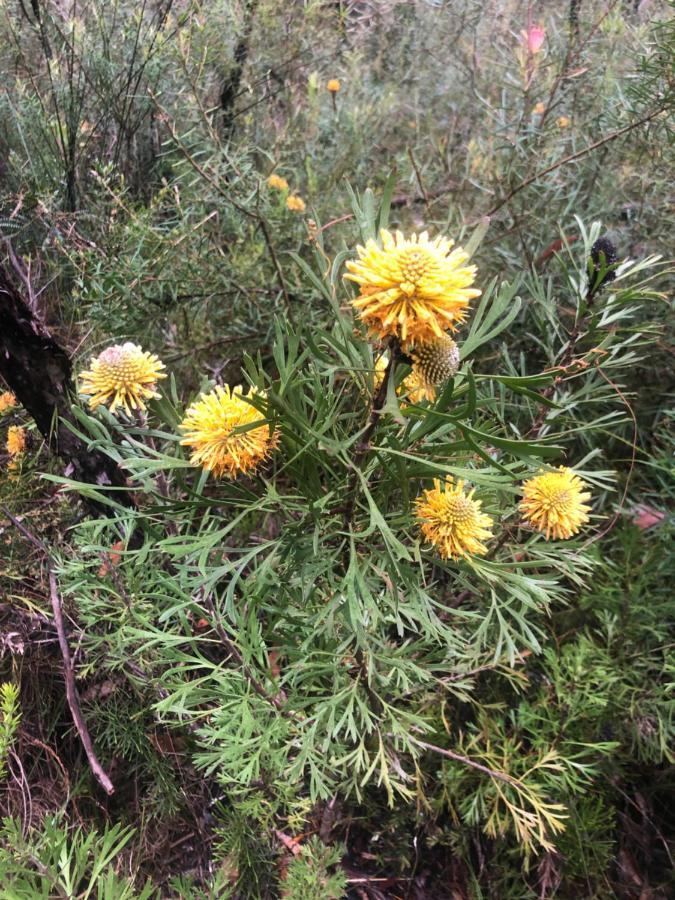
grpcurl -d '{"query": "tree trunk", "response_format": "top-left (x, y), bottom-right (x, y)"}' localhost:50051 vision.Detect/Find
top-left (0, 265), bottom-right (135, 514)
top-left (220, 0), bottom-right (260, 135)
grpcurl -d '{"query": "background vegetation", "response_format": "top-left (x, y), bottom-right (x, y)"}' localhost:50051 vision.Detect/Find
top-left (0, 1), bottom-right (673, 897)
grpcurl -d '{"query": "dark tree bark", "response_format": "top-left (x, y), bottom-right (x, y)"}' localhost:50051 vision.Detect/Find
top-left (0, 265), bottom-right (135, 514)
top-left (569, 0), bottom-right (582, 41)
top-left (220, 0), bottom-right (260, 135)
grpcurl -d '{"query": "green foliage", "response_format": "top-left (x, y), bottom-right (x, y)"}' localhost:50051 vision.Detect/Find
top-left (0, 2), bottom-right (673, 896)
top-left (0, 817), bottom-right (152, 899)
top-left (280, 837), bottom-right (346, 900)
top-left (0, 683), bottom-right (21, 779)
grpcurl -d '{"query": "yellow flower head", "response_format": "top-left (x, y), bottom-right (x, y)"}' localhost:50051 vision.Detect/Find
top-left (372, 354), bottom-right (436, 404)
top-left (345, 229), bottom-right (481, 343)
top-left (179, 385), bottom-right (278, 479)
top-left (533, 101), bottom-right (546, 115)
top-left (519, 466), bottom-right (592, 540)
top-left (0, 391), bottom-right (18, 413)
top-left (326, 78), bottom-right (341, 93)
top-left (416, 478), bottom-right (493, 560)
top-left (267, 173), bottom-right (288, 191)
top-left (6, 425), bottom-right (27, 456)
top-left (79, 343), bottom-right (166, 413)
top-left (557, 115), bottom-right (570, 128)
top-left (286, 194), bottom-right (306, 213)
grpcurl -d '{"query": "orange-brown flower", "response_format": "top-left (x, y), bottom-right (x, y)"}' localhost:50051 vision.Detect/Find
top-left (286, 195), bottom-right (306, 213)
top-left (6, 426), bottom-right (27, 456)
top-left (0, 391), bottom-right (18, 414)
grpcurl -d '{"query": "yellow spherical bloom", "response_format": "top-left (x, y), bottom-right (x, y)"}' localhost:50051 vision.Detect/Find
top-left (6, 425), bottom-right (27, 456)
top-left (0, 391), bottom-right (18, 413)
top-left (286, 195), bottom-right (306, 213)
top-left (402, 368), bottom-right (437, 404)
top-left (267, 173), bottom-right (288, 191)
top-left (79, 343), bottom-right (166, 414)
top-left (326, 78), bottom-right (341, 93)
top-left (179, 385), bottom-right (278, 479)
top-left (557, 115), bottom-right (570, 128)
top-left (372, 354), bottom-right (436, 403)
top-left (416, 478), bottom-right (493, 560)
top-left (519, 467), bottom-right (592, 540)
top-left (345, 229), bottom-right (481, 343)
top-left (533, 101), bottom-right (545, 115)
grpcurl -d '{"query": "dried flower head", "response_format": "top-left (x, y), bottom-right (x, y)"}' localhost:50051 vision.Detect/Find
top-left (267, 173), bottom-right (289, 191)
top-left (519, 467), bottom-right (592, 540)
top-left (286, 195), bottom-right (306, 213)
top-left (345, 229), bottom-right (480, 343)
top-left (326, 78), bottom-right (341, 93)
top-left (179, 385), bottom-right (278, 479)
top-left (79, 343), bottom-right (166, 413)
top-left (416, 477), bottom-right (493, 560)
top-left (533, 101), bottom-right (545, 115)
top-left (0, 391), bottom-right (18, 413)
top-left (6, 425), bottom-right (27, 456)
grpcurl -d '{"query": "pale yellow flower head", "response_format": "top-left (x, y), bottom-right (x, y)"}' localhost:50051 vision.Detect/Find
top-left (519, 466), bottom-right (592, 540)
top-left (326, 78), bottom-right (341, 93)
top-left (267, 173), bottom-right (288, 191)
top-left (6, 425), bottom-right (27, 456)
top-left (286, 195), bottom-right (306, 213)
top-left (0, 391), bottom-right (18, 413)
top-left (557, 115), bottom-right (570, 128)
top-left (179, 385), bottom-right (278, 479)
top-left (416, 477), bottom-right (493, 560)
top-left (79, 343), bottom-right (167, 414)
top-left (345, 229), bottom-right (480, 343)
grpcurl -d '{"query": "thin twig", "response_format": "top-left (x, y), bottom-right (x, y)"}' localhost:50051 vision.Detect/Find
top-left (486, 105), bottom-right (667, 218)
top-left (411, 737), bottom-right (520, 787)
top-left (150, 92), bottom-right (291, 312)
top-left (201, 592), bottom-right (295, 719)
top-left (407, 147), bottom-right (430, 210)
top-left (2, 506), bottom-right (115, 795)
top-left (342, 340), bottom-right (400, 529)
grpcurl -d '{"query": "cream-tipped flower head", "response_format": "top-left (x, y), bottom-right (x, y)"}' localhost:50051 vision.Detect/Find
top-left (326, 78), bottom-right (341, 93)
top-left (179, 385), bottom-right (278, 479)
top-left (79, 343), bottom-right (166, 413)
top-left (345, 229), bottom-right (480, 343)
top-left (286, 194), bottom-right (306, 213)
top-left (6, 425), bottom-right (27, 456)
top-left (519, 466), bottom-right (592, 540)
top-left (267, 172), bottom-right (288, 191)
top-left (416, 477), bottom-right (493, 560)
top-left (0, 391), bottom-right (18, 414)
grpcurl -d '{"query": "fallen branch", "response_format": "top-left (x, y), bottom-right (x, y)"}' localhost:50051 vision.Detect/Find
top-left (2, 506), bottom-right (115, 795)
